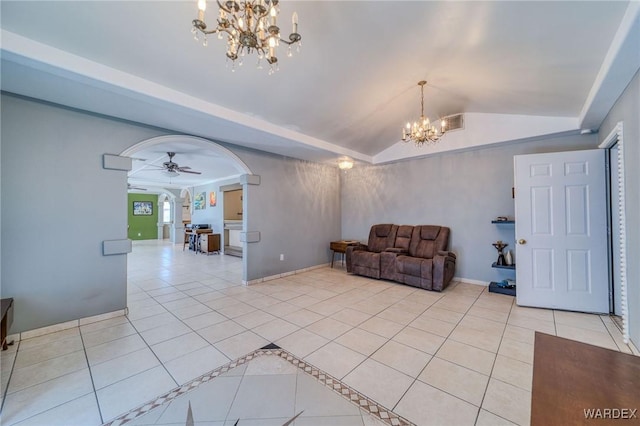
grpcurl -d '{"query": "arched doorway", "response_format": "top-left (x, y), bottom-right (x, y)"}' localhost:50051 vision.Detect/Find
top-left (121, 135), bottom-right (255, 282)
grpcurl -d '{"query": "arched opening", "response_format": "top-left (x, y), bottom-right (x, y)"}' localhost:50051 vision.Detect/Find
top-left (122, 135), bottom-right (255, 282)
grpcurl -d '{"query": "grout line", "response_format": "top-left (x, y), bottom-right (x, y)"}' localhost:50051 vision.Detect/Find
top-left (0, 340), bottom-right (20, 416)
top-left (475, 286), bottom-right (514, 424)
top-left (78, 327), bottom-right (105, 424)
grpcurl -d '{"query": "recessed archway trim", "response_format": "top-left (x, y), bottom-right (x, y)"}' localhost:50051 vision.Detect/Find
top-left (119, 134), bottom-right (253, 175)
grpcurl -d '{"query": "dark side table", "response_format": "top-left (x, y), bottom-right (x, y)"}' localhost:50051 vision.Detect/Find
top-left (1, 298), bottom-right (14, 350)
top-left (329, 240), bottom-right (360, 268)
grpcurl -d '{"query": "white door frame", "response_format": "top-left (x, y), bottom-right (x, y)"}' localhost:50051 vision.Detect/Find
top-left (599, 121), bottom-right (630, 343)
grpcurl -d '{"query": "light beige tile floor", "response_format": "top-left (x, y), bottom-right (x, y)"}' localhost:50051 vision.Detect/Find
top-left (0, 240), bottom-right (636, 426)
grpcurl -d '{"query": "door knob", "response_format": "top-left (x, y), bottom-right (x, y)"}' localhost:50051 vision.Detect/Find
top-left (518, 239), bottom-right (527, 245)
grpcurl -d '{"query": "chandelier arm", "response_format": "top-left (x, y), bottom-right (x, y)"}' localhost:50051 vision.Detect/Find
top-left (199, 27), bottom-right (222, 35)
top-left (251, 15), bottom-right (269, 34)
top-left (278, 34), bottom-right (302, 45)
top-left (216, 0), bottom-right (233, 14)
top-left (191, 0), bottom-right (300, 72)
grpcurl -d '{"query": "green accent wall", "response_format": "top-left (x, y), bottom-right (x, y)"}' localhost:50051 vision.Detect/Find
top-left (128, 194), bottom-right (158, 240)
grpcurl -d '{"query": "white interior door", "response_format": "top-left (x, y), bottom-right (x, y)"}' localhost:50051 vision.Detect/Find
top-left (514, 149), bottom-right (608, 313)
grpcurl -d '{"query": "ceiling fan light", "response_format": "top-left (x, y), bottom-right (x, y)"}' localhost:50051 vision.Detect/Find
top-left (163, 170), bottom-right (180, 177)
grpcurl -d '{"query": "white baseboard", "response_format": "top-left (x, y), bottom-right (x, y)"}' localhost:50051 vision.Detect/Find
top-left (454, 276), bottom-right (489, 286)
top-left (10, 309), bottom-right (126, 342)
top-left (243, 263), bottom-right (332, 285)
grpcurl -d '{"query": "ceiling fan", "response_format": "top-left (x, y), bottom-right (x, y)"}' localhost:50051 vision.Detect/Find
top-left (159, 152), bottom-right (202, 176)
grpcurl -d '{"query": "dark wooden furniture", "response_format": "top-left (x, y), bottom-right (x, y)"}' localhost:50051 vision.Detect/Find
top-left (330, 240), bottom-right (359, 268)
top-left (182, 229), bottom-right (191, 251)
top-left (186, 229), bottom-right (213, 253)
top-left (531, 332), bottom-right (640, 425)
top-left (199, 233), bottom-right (221, 255)
top-left (1, 298), bottom-right (14, 351)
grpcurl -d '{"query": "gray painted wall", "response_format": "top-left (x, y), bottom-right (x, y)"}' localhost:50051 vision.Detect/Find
top-left (1, 94), bottom-right (342, 332)
top-left (237, 149), bottom-right (342, 280)
top-left (599, 68), bottom-right (640, 348)
top-left (341, 133), bottom-right (597, 283)
top-left (1, 94), bottom-right (165, 332)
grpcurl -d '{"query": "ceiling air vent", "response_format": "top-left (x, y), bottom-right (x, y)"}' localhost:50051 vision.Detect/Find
top-left (444, 113), bottom-right (464, 132)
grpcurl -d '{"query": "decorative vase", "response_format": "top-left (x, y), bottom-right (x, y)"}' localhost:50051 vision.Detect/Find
top-left (505, 250), bottom-right (513, 266)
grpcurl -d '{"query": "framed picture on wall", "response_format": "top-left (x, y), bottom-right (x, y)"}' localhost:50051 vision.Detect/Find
top-left (133, 201), bottom-right (153, 216)
top-left (209, 191), bottom-right (217, 207)
top-left (194, 192), bottom-right (206, 210)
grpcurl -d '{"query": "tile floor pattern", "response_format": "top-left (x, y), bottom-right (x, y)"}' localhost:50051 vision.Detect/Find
top-left (107, 348), bottom-right (409, 426)
top-left (0, 240), bottom-right (636, 426)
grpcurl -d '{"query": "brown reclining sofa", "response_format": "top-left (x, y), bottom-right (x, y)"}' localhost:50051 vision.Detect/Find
top-left (345, 224), bottom-right (456, 291)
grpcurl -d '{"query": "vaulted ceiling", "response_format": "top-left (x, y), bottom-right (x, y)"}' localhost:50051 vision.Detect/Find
top-left (2, 1), bottom-right (639, 189)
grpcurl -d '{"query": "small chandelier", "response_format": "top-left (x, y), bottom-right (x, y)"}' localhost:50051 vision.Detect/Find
top-left (401, 81), bottom-right (446, 146)
top-left (191, 0), bottom-right (301, 74)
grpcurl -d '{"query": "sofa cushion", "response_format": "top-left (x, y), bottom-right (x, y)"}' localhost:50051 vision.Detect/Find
top-left (352, 251), bottom-right (381, 269)
top-left (352, 251), bottom-right (382, 279)
top-left (395, 257), bottom-right (433, 288)
top-left (396, 255), bottom-right (422, 276)
top-left (409, 226), bottom-right (449, 259)
top-left (380, 251), bottom-right (398, 280)
top-left (395, 225), bottom-right (413, 251)
top-left (368, 224), bottom-right (398, 253)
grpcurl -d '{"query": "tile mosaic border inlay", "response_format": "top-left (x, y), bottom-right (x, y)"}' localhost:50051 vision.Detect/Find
top-left (103, 345), bottom-right (414, 426)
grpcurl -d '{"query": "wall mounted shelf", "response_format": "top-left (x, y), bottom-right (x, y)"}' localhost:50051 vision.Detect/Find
top-left (492, 262), bottom-right (516, 270)
top-left (490, 219), bottom-right (516, 296)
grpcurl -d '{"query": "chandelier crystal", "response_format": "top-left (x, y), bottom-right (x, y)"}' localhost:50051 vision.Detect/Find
top-left (191, 0), bottom-right (301, 73)
top-left (401, 81), bottom-right (446, 146)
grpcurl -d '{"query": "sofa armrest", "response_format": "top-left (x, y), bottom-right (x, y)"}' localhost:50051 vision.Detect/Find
top-left (437, 250), bottom-right (456, 260)
top-left (385, 247), bottom-right (408, 254)
top-left (433, 251), bottom-right (457, 291)
top-left (348, 244), bottom-right (368, 252)
top-left (346, 244), bottom-right (367, 272)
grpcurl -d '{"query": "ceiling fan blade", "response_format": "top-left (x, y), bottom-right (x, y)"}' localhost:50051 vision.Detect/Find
top-left (179, 169), bottom-right (202, 174)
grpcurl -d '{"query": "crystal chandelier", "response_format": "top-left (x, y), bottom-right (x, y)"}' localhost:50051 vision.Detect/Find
top-left (401, 81), bottom-right (446, 146)
top-left (191, 0), bottom-right (301, 73)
